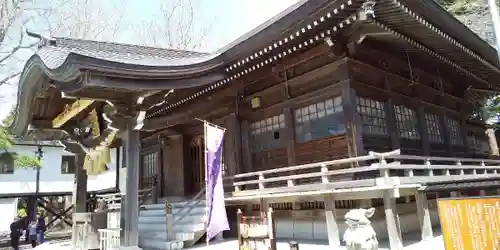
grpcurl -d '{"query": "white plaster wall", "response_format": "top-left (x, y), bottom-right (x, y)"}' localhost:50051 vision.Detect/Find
top-left (0, 143), bottom-right (119, 195)
top-left (0, 198), bottom-right (18, 232)
top-left (274, 209), bottom-right (440, 241)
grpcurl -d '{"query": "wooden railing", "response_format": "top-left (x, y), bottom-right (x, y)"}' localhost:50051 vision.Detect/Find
top-left (97, 176), bottom-right (159, 208)
top-left (231, 149), bottom-right (500, 197)
top-left (173, 187), bottom-right (206, 224)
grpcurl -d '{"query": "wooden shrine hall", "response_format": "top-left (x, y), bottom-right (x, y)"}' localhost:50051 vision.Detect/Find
top-left (9, 0), bottom-right (500, 249)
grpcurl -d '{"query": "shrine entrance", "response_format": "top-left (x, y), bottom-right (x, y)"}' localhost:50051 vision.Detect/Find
top-left (140, 150), bottom-right (162, 196)
top-left (185, 135), bottom-right (205, 196)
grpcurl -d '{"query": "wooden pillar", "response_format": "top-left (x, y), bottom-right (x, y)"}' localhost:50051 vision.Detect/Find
top-left (385, 99), bottom-right (401, 150)
top-left (284, 108), bottom-right (296, 166)
top-left (324, 194), bottom-right (340, 247)
top-left (440, 114), bottom-right (453, 156)
top-left (122, 126), bottom-right (141, 247)
top-left (383, 190), bottom-right (403, 250)
top-left (241, 120), bottom-right (253, 173)
top-left (224, 114), bottom-right (243, 176)
top-left (415, 191), bottom-right (433, 241)
top-left (417, 106), bottom-right (430, 156)
top-left (71, 154), bottom-right (88, 247)
top-left (460, 118), bottom-right (470, 156)
top-left (233, 115), bottom-right (243, 174)
top-left (341, 83), bottom-right (364, 158)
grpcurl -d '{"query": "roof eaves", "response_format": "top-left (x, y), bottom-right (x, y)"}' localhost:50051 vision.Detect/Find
top-left (415, 0), bottom-right (499, 66)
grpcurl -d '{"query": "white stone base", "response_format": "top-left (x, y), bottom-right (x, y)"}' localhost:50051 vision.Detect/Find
top-left (119, 246), bottom-right (143, 250)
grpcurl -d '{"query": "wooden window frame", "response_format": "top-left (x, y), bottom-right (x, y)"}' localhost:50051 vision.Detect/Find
top-left (141, 151), bottom-right (159, 179)
top-left (424, 112), bottom-right (443, 143)
top-left (250, 114), bottom-right (286, 152)
top-left (356, 97), bottom-right (387, 135)
top-left (61, 155), bottom-right (76, 174)
top-left (446, 117), bottom-right (463, 146)
top-left (0, 153), bottom-right (14, 174)
top-left (394, 105), bottom-right (420, 140)
top-left (294, 96), bottom-right (345, 143)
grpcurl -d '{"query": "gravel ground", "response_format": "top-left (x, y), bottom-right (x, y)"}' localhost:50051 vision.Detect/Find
top-left (0, 231), bottom-right (71, 250)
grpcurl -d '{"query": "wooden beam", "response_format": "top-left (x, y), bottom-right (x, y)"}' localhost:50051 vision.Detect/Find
top-left (52, 99), bottom-right (95, 128)
top-left (244, 58), bottom-right (348, 102)
top-left (87, 73), bottom-right (226, 90)
top-left (143, 99), bottom-right (236, 130)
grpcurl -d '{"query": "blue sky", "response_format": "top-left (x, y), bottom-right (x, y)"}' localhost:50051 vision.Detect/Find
top-left (0, 0), bottom-right (300, 119)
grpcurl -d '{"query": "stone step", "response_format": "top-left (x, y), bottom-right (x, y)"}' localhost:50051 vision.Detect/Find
top-left (138, 222), bottom-right (205, 233)
top-left (140, 230), bottom-right (196, 242)
top-left (140, 206), bottom-right (205, 217)
top-left (138, 238), bottom-right (184, 250)
top-left (138, 213), bottom-right (205, 224)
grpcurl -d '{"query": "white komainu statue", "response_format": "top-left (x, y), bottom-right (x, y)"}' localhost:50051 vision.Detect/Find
top-left (343, 208), bottom-right (378, 250)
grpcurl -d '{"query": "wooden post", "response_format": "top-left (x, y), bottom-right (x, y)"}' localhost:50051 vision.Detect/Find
top-left (383, 190), bottom-right (403, 250)
top-left (236, 209), bottom-right (243, 248)
top-left (71, 154), bottom-right (88, 248)
top-left (267, 207), bottom-right (277, 250)
top-left (122, 126), bottom-right (141, 247)
top-left (415, 191), bottom-right (433, 241)
top-left (241, 120), bottom-right (253, 173)
top-left (417, 106), bottom-right (430, 156)
top-left (384, 99), bottom-right (401, 150)
top-left (165, 201), bottom-right (173, 240)
top-left (324, 194), bottom-right (340, 247)
top-left (341, 84), bottom-right (364, 159)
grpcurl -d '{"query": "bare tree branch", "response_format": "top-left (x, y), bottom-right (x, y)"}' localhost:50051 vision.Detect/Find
top-left (134, 0), bottom-right (217, 51)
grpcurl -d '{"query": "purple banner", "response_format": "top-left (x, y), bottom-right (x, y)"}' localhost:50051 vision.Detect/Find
top-left (205, 123), bottom-right (229, 240)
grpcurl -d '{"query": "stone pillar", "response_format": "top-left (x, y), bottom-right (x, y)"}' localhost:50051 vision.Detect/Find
top-left (72, 154), bottom-right (88, 247)
top-left (383, 191), bottom-right (403, 250)
top-left (324, 194), bottom-right (340, 247)
top-left (122, 126), bottom-right (141, 249)
top-left (415, 192), bottom-right (433, 241)
top-left (450, 191), bottom-right (459, 197)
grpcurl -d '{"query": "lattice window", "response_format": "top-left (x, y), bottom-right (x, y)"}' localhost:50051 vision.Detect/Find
top-left (424, 113), bottom-right (443, 143)
top-left (356, 97), bottom-right (387, 135)
top-left (447, 118), bottom-right (463, 145)
top-left (61, 155), bottom-right (76, 174)
top-left (141, 152), bottom-right (158, 178)
top-left (394, 105), bottom-right (420, 139)
top-left (250, 114), bottom-right (286, 152)
top-left (294, 96), bottom-right (345, 143)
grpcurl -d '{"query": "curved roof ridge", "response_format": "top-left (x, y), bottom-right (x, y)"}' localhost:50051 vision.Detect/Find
top-left (53, 36), bottom-right (211, 58)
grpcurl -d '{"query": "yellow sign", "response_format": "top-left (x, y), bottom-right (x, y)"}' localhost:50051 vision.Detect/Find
top-left (83, 130), bottom-right (117, 175)
top-left (52, 99), bottom-right (95, 128)
top-left (437, 196), bottom-right (500, 250)
top-left (89, 109), bottom-right (101, 139)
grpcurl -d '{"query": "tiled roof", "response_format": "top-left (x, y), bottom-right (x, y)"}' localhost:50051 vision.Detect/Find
top-left (35, 37), bottom-right (214, 69)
